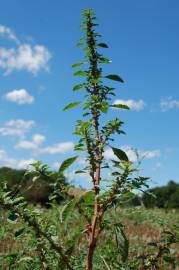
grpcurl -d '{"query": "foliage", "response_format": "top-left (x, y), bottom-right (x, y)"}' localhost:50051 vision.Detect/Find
top-left (131, 181), bottom-right (179, 209)
top-left (0, 9), bottom-right (178, 270)
top-left (0, 166), bottom-right (67, 205)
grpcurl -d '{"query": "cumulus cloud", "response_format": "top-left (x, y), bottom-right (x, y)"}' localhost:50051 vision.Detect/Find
top-left (0, 148), bottom-right (35, 169)
top-left (160, 97), bottom-right (179, 112)
top-left (0, 25), bottom-right (19, 43)
top-left (39, 142), bottom-right (74, 154)
top-left (0, 119), bottom-right (35, 137)
top-left (5, 89), bottom-right (34, 104)
top-left (16, 135), bottom-right (74, 156)
top-left (15, 134), bottom-right (46, 150)
top-left (0, 25), bottom-right (51, 75)
top-left (17, 158), bottom-right (36, 169)
top-left (113, 99), bottom-right (145, 111)
top-left (104, 146), bottom-right (160, 162)
top-left (0, 44), bottom-right (51, 75)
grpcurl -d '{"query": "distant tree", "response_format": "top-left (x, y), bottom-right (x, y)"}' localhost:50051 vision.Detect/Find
top-left (142, 181), bottom-right (179, 208)
top-left (0, 166), bottom-right (66, 205)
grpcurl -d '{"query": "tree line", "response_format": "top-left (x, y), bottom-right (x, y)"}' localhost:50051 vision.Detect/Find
top-left (0, 166), bottom-right (178, 208)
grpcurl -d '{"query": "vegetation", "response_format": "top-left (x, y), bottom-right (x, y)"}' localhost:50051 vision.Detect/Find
top-left (0, 9), bottom-right (178, 270)
top-left (0, 166), bottom-right (66, 205)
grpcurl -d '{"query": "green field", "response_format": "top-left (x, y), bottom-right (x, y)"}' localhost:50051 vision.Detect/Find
top-left (1, 206), bottom-right (178, 269)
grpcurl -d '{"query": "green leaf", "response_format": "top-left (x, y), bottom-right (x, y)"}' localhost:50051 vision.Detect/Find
top-left (63, 101), bottom-right (81, 111)
top-left (15, 227), bottom-right (25, 238)
top-left (98, 43), bottom-right (109, 48)
top-left (7, 212), bottom-right (19, 223)
top-left (75, 170), bottom-right (86, 174)
top-left (60, 196), bottom-right (81, 222)
top-left (74, 70), bottom-right (88, 76)
top-left (80, 191), bottom-right (94, 206)
top-left (71, 62), bottom-right (86, 68)
top-left (18, 257), bottom-right (33, 263)
top-left (114, 223), bottom-right (129, 262)
top-left (58, 156), bottom-right (78, 175)
top-left (99, 57), bottom-right (111, 64)
top-left (105, 74), bottom-right (124, 83)
top-left (112, 147), bottom-right (129, 162)
top-left (73, 84), bottom-right (84, 91)
top-left (101, 101), bottom-right (108, 113)
top-left (111, 104), bottom-right (130, 110)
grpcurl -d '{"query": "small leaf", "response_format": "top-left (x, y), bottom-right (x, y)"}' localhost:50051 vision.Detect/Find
top-left (101, 101), bottom-right (108, 113)
top-left (15, 227), bottom-right (25, 237)
top-left (105, 74), bottom-right (124, 83)
top-left (112, 147), bottom-right (129, 162)
top-left (18, 257), bottom-right (33, 263)
top-left (58, 156), bottom-right (78, 175)
top-left (63, 101), bottom-right (81, 111)
top-left (74, 70), bottom-right (88, 76)
top-left (98, 43), bottom-right (109, 48)
top-left (7, 212), bottom-right (19, 223)
top-left (99, 57), bottom-right (111, 64)
top-left (75, 170), bottom-right (86, 174)
top-left (71, 62), bottom-right (86, 68)
top-left (73, 84), bottom-right (84, 91)
top-left (111, 104), bottom-right (130, 110)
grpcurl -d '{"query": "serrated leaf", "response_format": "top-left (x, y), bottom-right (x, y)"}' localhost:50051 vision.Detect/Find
top-left (73, 84), bottom-right (84, 91)
top-left (58, 156), bottom-right (78, 175)
top-left (63, 101), bottom-right (81, 111)
top-left (112, 147), bottom-right (129, 162)
top-left (105, 74), bottom-right (124, 83)
top-left (111, 104), bottom-right (130, 110)
top-left (98, 43), bottom-right (109, 48)
top-left (71, 62), bottom-right (86, 68)
top-left (74, 70), bottom-right (88, 76)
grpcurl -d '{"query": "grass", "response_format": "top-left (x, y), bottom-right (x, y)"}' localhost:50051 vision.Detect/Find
top-left (0, 206), bottom-right (179, 269)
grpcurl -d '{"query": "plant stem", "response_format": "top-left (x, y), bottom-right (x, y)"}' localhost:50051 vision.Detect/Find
top-left (85, 11), bottom-right (102, 270)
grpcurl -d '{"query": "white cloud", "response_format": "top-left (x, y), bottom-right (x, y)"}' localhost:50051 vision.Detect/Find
top-left (40, 142), bottom-right (74, 154)
top-left (141, 150), bottom-right (160, 159)
top-left (0, 25), bottom-right (51, 75)
top-left (5, 89), bottom-right (34, 104)
top-left (16, 136), bottom-right (74, 156)
top-left (160, 97), bottom-right (179, 112)
top-left (15, 134), bottom-right (46, 150)
top-left (0, 148), bottom-right (17, 168)
top-left (104, 146), bottom-right (160, 162)
top-left (0, 119), bottom-right (35, 137)
top-left (152, 162), bottom-right (162, 171)
top-left (0, 25), bottom-right (19, 43)
top-left (0, 147), bottom-right (36, 169)
top-left (113, 99), bottom-right (145, 111)
top-left (32, 134), bottom-right (45, 145)
top-left (0, 44), bottom-right (51, 75)
top-left (17, 158), bottom-right (36, 169)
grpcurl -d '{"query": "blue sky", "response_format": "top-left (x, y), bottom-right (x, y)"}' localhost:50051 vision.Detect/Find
top-left (0, 0), bottom-right (178, 188)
